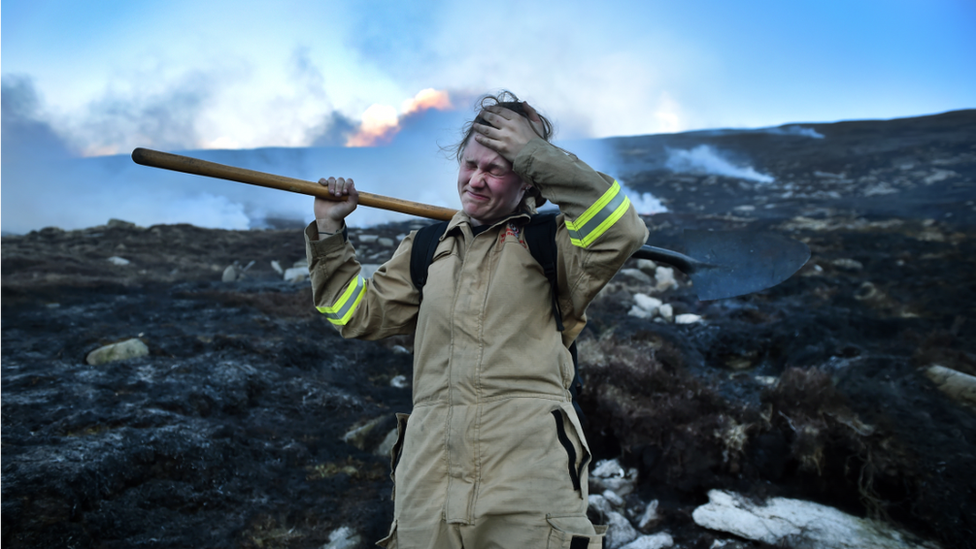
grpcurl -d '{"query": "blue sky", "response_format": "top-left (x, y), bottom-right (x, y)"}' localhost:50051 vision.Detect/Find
top-left (2, 0), bottom-right (975, 232)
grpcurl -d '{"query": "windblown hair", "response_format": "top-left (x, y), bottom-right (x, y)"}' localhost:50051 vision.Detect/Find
top-left (447, 91), bottom-right (556, 210)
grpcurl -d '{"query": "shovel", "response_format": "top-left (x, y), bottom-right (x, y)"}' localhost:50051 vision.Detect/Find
top-left (131, 147), bottom-right (809, 300)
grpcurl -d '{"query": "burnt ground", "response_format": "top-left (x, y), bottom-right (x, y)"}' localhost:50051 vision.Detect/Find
top-left (3, 110), bottom-right (975, 548)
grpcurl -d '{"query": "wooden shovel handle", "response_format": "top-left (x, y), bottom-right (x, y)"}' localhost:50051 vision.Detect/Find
top-left (131, 148), bottom-right (458, 221)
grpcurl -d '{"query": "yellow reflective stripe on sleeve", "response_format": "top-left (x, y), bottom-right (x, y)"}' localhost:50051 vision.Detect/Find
top-left (316, 275), bottom-right (366, 325)
top-left (564, 181), bottom-right (632, 248)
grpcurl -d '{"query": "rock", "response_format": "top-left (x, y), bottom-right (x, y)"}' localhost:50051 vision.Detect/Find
top-left (692, 490), bottom-right (937, 549)
top-left (620, 268), bottom-right (654, 285)
top-left (390, 375), bottom-right (409, 388)
top-left (374, 428), bottom-right (399, 458)
top-left (283, 267), bottom-right (308, 283)
top-left (675, 314), bottom-right (702, 324)
top-left (322, 526), bottom-right (361, 549)
top-left (358, 234), bottom-right (379, 243)
top-left (590, 459), bottom-right (638, 496)
top-left (270, 260), bottom-right (283, 274)
top-left (636, 259), bottom-right (658, 274)
top-left (377, 237), bottom-right (395, 247)
top-left (654, 267), bottom-right (678, 291)
top-left (107, 256), bottom-right (130, 266)
top-left (831, 258), bottom-right (864, 271)
top-left (620, 532), bottom-right (674, 549)
top-left (292, 259), bottom-right (308, 268)
top-left (658, 304), bottom-right (674, 323)
top-left (391, 345), bottom-right (411, 355)
top-left (86, 338), bottom-right (149, 365)
top-left (589, 494), bottom-right (613, 516)
top-left (603, 489), bottom-right (625, 507)
top-left (637, 500), bottom-right (661, 530)
top-left (222, 265), bottom-right (239, 282)
top-left (342, 416), bottom-right (385, 451)
top-left (632, 294), bottom-right (663, 317)
top-left (605, 510), bottom-right (639, 549)
top-left (925, 365), bottom-right (976, 407)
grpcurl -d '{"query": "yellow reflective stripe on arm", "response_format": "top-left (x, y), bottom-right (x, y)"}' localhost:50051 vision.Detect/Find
top-left (564, 181), bottom-right (632, 248)
top-left (316, 275), bottom-right (366, 325)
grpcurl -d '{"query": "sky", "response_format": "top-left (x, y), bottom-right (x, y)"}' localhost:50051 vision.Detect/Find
top-left (2, 0), bottom-right (975, 233)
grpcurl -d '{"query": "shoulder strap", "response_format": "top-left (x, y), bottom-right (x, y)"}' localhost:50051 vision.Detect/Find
top-left (523, 213), bottom-right (586, 424)
top-left (409, 221), bottom-right (450, 299)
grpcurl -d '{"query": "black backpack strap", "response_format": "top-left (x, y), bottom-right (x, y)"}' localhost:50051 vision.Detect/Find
top-left (409, 221), bottom-right (450, 299)
top-left (523, 213), bottom-right (587, 424)
top-left (523, 213), bottom-right (564, 331)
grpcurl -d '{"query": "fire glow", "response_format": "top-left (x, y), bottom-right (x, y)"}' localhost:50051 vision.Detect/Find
top-left (345, 88), bottom-right (453, 147)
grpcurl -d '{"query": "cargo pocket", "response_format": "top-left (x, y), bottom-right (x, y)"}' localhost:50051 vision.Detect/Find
top-left (551, 409), bottom-right (591, 495)
top-left (375, 520), bottom-right (398, 548)
top-left (546, 515), bottom-right (607, 549)
top-left (389, 413), bottom-right (409, 501)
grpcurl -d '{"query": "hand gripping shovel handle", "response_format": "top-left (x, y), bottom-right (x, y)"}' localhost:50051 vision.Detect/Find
top-left (131, 148), bottom-right (458, 221)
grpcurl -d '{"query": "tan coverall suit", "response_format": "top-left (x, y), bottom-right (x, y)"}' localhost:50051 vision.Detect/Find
top-left (306, 137), bottom-right (649, 548)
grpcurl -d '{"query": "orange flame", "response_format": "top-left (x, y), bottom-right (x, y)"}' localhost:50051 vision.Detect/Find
top-left (345, 89), bottom-right (453, 147)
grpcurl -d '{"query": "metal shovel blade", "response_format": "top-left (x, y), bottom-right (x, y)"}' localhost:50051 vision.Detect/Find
top-left (632, 230), bottom-right (810, 300)
top-left (683, 230), bottom-right (810, 300)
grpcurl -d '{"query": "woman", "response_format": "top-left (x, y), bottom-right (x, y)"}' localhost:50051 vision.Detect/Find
top-left (306, 92), bottom-right (649, 548)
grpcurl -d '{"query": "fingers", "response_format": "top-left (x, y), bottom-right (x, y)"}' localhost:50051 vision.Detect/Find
top-left (318, 177), bottom-right (356, 197)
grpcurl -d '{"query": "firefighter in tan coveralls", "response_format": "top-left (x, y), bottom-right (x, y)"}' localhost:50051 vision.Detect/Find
top-left (306, 92), bottom-right (649, 548)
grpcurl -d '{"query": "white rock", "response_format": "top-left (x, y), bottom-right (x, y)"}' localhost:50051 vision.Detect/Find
top-left (633, 294), bottom-right (663, 314)
top-left (270, 260), bottom-right (283, 274)
top-left (589, 494), bottom-right (613, 515)
top-left (638, 500), bottom-right (661, 529)
top-left (621, 532), bottom-right (674, 549)
top-left (675, 314), bottom-right (702, 324)
top-left (292, 258), bottom-right (308, 268)
top-left (322, 526), bottom-right (362, 549)
top-left (620, 268), bottom-right (654, 285)
top-left (605, 510), bottom-right (639, 549)
top-left (391, 345), bottom-right (411, 355)
top-left (637, 259), bottom-right (658, 274)
top-left (831, 258), bottom-right (864, 271)
top-left (358, 234), bottom-right (379, 243)
top-left (926, 365), bottom-right (976, 407)
top-left (590, 459), bottom-right (638, 496)
top-left (283, 267), bottom-right (308, 283)
top-left (592, 459), bottom-right (626, 479)
top-left (107, 256), bottom-right (130, 266)
top-left (377, 237), bottom-right (395, 247)
top-left (658, 304), bottom-right (674, 323)
top-left (692, 490), bottom-right (938, 549)
top-left (390, 375), bottom-right (409, 388)
top-left (654, 267), bottom-right (678, 291)
top-left (342, 416), bottom-right (385, 451)
top-left (603, 489), bottom-right (625, 507)
top-left (374, 428), bottom-right (399, 457)
top-left (629, 305), bottom-right (654, 319)
top-left (222, 265), bottom-right (239, 282)
top-left (86, 338), bottom-right (149, 365)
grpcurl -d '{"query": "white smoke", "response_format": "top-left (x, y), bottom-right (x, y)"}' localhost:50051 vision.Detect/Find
top-left (665, 145), bottom-right (774, 183)
top-left (760, 125), bottom-right (824, 139)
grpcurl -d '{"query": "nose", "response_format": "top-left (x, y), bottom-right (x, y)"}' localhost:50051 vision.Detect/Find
top-left (469, 169), bottom-right (487, 188)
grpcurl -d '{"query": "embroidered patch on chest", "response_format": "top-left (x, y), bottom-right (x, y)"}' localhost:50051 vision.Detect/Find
top-left (499, 222), bottom-right (528, 249)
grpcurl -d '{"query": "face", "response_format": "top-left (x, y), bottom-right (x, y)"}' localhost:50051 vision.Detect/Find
top-left (457, 136), bottom-right (528, 226)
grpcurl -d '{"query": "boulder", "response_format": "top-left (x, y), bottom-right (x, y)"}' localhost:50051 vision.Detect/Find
top-left (283, 267), bottom-right (308, 283)
top-left (605, 510), bottom-right (639, 549)
top-left (620, 533), bottom-right (674, 549)
top-left (322, 526), bottom-right (361, 549)
top-left (620, 268), bottom-right (654, 285)
top-left (654, 267), bottom-right (678, 291)
top-left (925, 365), bottom-right (976, 407)
top-left (636, 259), bottom-right (658, 274)
top-left (86, 338), bottom-right (149, 365)
top-left (675, 314), bottom-right (702, 324)
top-left (107, 256), bottom-right (130, 266)
top-left (692, 490), bottom-right (938, 549)
top-left (629, 294), bottom-right (663, 319)
top-left (222, 265), bottom-right (239, 282)
top-left (590, 459), bottom-right (638, 496)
